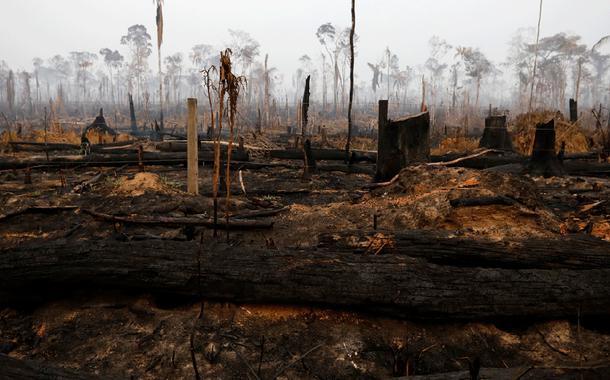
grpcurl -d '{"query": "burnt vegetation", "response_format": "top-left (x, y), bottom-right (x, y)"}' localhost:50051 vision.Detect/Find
top-left (2, 1), bottom-right (610, 379)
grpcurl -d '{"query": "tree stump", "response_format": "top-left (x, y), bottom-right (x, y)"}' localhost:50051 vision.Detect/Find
top-left (479, 115), bottom-right (513, 151)
top-left (375, 100), bottom-right (430, 182)
top-left (529, 119), bottom-right (564, 177)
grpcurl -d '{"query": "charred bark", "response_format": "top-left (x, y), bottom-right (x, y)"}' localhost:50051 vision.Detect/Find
top-left (376, 101), bottom-right (430, 182)
top-left (479, 115), bottom-right (513, 151)
top-left (528, 119), bottom-right (564, 177)
top-left (3, 231), bottom-right (610, 320)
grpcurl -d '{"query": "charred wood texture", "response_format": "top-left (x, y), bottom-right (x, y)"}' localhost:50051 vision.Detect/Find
top-left (129, 93), bottom-right (137, 133)
top-left (376, 100), bottom-right (430, 182)
top-left (3, 230), bottom-right (610, 320)
top-left (303, 139), bottom-right (316, 173)
top-left (479, 115), bottom-right (513, 151)
top-left (301, 75), bottom-right (310, 138)
top-left (528, 119), bottom-right (564, 177)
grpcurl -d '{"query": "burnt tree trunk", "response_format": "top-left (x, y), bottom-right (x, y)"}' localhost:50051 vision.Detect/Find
top-left (303, 138), bottom-right (316, 174)
top-left (128, 93), bottom-right (137, 133)
top-left (479, 115), bottom-right (513, 151)
top-left (3, 231), bottom-right (610, 320)
top-left (528, 119), bottom-right (564, 177)
top-left (569, 98), bottom-right (578, 123)
top-left (301, 75), bottom-right (311, 139)
top-left (376, 100), bottom-right (430, 182)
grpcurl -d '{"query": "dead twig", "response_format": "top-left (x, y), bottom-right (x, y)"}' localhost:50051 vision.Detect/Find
top-left (272, 344), bottom-right (323, 379)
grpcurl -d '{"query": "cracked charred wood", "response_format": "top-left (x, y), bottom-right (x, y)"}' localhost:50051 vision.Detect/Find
top-left (3, 231), bottom-right (610, 320)
top-left (0, 354), bottom-right (120, 380)
top-left (376, 99), bottom-right (430, 182)
top-left (0, 150), bottom-right (250, 170)
top-left (528, 119), bottom-right (565, 177)
top-left (479, 115), bottom-right (513, 151)
top-left (81, 209), bottom-right (273, 230)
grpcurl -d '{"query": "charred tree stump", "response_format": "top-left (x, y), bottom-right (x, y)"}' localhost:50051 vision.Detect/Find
top-left (375, 100), bottom-right (430, 182)
top-left (569, 98), bottom-right (578, 123)
top-left (528, 119), bottom-right (564, 177)
top-left (479, 115), bottom-right (513, 151)
top-left (128, 93), bottom-right (137, 133)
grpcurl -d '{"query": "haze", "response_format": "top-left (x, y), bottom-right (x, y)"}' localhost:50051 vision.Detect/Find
top-left (2, 0), bottom-right (608, 80)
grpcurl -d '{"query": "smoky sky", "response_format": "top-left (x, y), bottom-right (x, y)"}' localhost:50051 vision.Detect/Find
top-left (1, 0), bottom-right (609, 85)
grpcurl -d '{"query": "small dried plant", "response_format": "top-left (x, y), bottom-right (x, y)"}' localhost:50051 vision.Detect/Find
top-left (218, 49), bottom-right (247, 240)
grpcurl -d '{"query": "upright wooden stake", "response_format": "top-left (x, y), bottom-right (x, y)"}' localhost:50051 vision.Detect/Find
top-left (187, 98), bottom-right (199, 195)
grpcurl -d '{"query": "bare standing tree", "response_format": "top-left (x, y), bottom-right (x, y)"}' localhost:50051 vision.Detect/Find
top-left (99, 49), bottom-right (124, 106)
top-left (346, 0), bottom-right (355, 159)
top-left (155, 0), bottom-right (164, 130)
top-left (121, 25), bottom-right (152, 106)
top-left (455, 47), bottom-right (494, 109)
top-left (69, 51), bottom-right (97, 103)
top-left (529, 0), bottom-right (543, 111)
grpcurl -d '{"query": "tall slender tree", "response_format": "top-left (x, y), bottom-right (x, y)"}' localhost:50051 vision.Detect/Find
top-left (529, 0), bottom-right (543, 111)
top-left (155, 0), bottom-right (164, 130)
top-left (346, 0), bottom-right (355, 159)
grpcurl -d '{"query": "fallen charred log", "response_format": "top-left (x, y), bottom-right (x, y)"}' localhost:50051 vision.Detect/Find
top-left (0, 150), bottom-right (250, 170)
top-left (81, 209), bottom-right (273, 230)
top-left (3, 231), bottom-right (610, 320)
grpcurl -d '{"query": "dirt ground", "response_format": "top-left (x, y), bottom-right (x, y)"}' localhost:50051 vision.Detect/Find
top-left (1, 132), bottom-right (610, 378)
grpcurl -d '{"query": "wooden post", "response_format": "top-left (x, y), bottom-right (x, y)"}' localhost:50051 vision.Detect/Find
top-left (569, 98), bottom-right (578, 123)
top-left (187, 98), bottom-right (199, 195)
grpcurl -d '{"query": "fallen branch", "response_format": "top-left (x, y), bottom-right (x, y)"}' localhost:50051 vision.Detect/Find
top-left (80, 209), bottom-right (273, 230)
top-left (427, 149), bottom-right (503, 167)
top-left (231, 206), bottom-right (290, 219)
